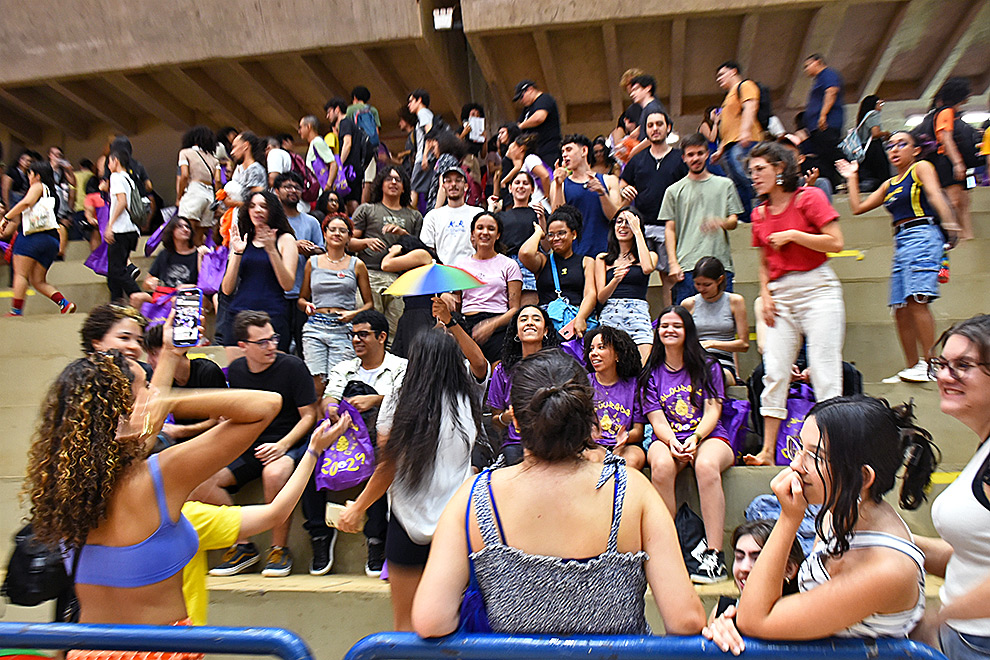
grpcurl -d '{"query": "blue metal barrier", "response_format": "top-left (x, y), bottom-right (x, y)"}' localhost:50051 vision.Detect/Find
top-left (344, 632), bottom-right (949, 660)
top-left (0, 622), bottom-right (313, 660)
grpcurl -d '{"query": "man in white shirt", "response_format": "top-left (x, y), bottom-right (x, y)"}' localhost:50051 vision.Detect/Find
top-left (420, 166), bottom-right (483, 265)
top-left (266, 136), bottom-right (292, 189)
top-left (105, 149), bottom-right (142, 302)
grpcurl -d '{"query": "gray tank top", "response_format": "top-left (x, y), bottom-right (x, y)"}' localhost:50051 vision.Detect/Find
top-left (309, 255), bottom-right (358, 309)
top-left (470, 454), bottom-right (649, 635)
top-left (691, 292), bottom-right (735, 368)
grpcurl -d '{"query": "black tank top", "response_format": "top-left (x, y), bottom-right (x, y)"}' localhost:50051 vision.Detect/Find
top-left (536, 251), bottom-right (585, 307)
top-left (605, 263), bottom-right (649, 300)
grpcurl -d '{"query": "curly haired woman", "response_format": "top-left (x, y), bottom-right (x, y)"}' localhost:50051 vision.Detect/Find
top-left (23, 317), bottom-right (349, 649)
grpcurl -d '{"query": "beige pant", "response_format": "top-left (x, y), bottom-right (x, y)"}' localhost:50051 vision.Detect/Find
top-left (366, 268), bottom-right (403, 342)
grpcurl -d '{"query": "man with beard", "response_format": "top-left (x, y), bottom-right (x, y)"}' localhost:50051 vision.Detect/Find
top-left (660, 132), bottom-right (743, 304)
top-left (619, 111), bottom-right (687, 304)
top-left (275, 172), bottom-right (324, 355)
top-left (351, 165), bottom-right (424, 339)
top-left (419, 165), bottom-right (482, 266)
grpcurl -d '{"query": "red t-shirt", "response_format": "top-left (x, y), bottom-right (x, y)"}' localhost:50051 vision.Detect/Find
top-left (750, 186), bottom-right (839, 281)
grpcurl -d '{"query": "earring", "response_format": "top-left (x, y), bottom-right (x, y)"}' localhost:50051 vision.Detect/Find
top-left (513, 334), bottom-right (521, 343)
top-left (775, 173), bottom-right (784, 186)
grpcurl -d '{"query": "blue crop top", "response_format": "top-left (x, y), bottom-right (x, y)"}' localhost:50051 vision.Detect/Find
top-left (72, 454), bottom-right (199, 588)
top-left (884, 163), bottom-right (936, 225)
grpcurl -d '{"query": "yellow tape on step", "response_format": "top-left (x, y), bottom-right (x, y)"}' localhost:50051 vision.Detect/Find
top-left (0, 290), bottom-right (36, 297)
top-left (826, 249), bottom-right (864, 260)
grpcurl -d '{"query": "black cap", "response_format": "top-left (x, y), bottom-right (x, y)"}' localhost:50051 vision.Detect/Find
top-left (513, 80), bottom-right (535, 102)
top-left (441, 164), bottom-right (468, 180)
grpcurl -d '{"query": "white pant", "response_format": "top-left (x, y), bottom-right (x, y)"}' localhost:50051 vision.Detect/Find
top-left (761, 263), bottom-right (845, 419)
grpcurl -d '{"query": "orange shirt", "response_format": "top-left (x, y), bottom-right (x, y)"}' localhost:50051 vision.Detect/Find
top-left (934, 107), bottom-right (954, 156)
top-left (720, 80), bottom-right (762, 144)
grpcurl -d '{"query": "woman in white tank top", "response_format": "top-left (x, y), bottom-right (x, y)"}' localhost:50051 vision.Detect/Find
top-left (715, 396), bottom-right (938, 652)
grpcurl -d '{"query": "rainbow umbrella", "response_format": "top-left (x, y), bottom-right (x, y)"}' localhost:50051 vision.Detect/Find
top-left (384, 263), bottom-right (485, 297)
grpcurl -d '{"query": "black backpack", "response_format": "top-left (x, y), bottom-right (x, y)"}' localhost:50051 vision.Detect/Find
top-left (913, 108), bottom-right (981, 168)
top-left (737, 80), bottom-right (773, 132)
top-left (2, 524), bottom-right (71, 606)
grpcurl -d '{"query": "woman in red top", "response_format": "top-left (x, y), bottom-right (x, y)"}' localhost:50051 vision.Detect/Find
top-left (745, 141), bottom-right (844, 466)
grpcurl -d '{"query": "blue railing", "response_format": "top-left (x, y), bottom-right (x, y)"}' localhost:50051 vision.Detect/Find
top-left (0, 622), bottom-right (313, 660)
top-left (344, 632), bottom-right (949, 660)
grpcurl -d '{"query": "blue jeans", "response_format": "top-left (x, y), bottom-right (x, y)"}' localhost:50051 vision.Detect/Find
top-left (723, 142), bottom-right (755, 219)
top-left (941, 624), bottom-right (990, 660)
top-left (673, 270), bottom-right (734, 305)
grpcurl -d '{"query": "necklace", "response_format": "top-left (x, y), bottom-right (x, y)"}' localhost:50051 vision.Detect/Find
top-left (325, 253), bottom-right (347, 264)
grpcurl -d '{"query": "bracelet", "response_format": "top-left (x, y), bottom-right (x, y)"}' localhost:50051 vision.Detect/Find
top-left (233, 251), bottom-right (244, 256)
top-left (444, 317), bottom-right (458, 328)
top-left (306, 447), bottom-right (320, 459)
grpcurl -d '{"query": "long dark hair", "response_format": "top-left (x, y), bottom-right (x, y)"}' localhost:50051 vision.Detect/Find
top-left (500, 305), bottom-right (560, 369)
top-left (639, 305), bottom-right (722, 409)
top-left (856, 95), bottom-right (881, 125)
top-left (161, 216), bottom-right (193, 253)
top-left (237, 190), bottom-right (295, 243)
top-left (29, 161), bottom-right (60, 215)
top-left (583, 326), bottom-right (641, 380)
top-left (807, 396), bottom-right (938, 557)
top-left (369, 165), bottom-right (412, 208)
top-left (383, 329), bottom-right (482, 491)
top-left (510, 349), bottom-right (598, 461)
top-left (603, 206), bottom-right (645, 266)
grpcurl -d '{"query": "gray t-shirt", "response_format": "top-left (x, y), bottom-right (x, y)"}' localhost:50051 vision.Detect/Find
top-left (658, 174), bottom-right (743, 272)
top-left (351, 203), bottom-right (424, 270)
top-left (856, 110), bottom-right (882, 144)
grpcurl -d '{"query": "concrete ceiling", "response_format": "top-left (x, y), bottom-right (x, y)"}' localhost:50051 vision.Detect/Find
top-left (0, 0), bottom-right (987, 148)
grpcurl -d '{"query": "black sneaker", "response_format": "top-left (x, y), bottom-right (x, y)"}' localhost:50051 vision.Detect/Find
top-left (310, 530), bottom-right (337, 576)
top-left (690, 549), bottom-right (728, 584)
top-left (126, 263), bottom-right (141, 280)
top-left (209, 542), bottom-right (260, 576)
top-left (262, 545), bottom-right (293, 577)
top-left (365, 538), bottom-right (385, 578)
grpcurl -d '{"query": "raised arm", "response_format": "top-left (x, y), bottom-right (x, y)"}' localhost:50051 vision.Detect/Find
top-left (518, 222), bottom-right (548, 274)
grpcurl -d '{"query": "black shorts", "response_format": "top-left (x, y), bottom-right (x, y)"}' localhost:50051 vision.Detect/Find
top-left (384, 515), bottom-right (431, 567)
top-left (225, 441), bottom-right (307, 492)
top-left (934, 154), bottom-right (968, 188)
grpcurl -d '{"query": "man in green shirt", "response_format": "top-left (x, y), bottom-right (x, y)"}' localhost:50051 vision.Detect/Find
top-left (661, 132), bottom-right (744, 304)
top-left (346, 85), bottom-right (382, 204)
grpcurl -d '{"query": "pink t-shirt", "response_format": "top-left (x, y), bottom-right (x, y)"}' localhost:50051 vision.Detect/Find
top-left (455, 253), bottom-right (522, 314)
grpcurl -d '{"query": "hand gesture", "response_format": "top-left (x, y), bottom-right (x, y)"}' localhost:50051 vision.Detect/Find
top-left (383, 223), bottom-right (408, 236)
top-left (487, 195), bottom-right (502, 212)
top-left (531, 221), bottom-right (545, 239)
top-left (626, 210), bottom-right (642, 235)
top-left (255, 442), bottom-right (286, 466)
top-left (229, 221), bottom-right (247, 253)
top-left (621, 185), bottom-right (639, 202)
top-left (767, 229), bottom-right (796, 250)
top-left (431, 295), bottom-right (453, 326)
top-left (531, 202), bottom-right (547, 224)
top-left (309, 412), bottom-right (353, 455)
top-left (365, 236), bottom-right (387, 252)
top-left (553, 160), bottom-right (570, 182)
top-left (834, 159), bottom-right (858, 179)
top-left (256, 224), bottom-right (278, 251)
top-left (584, 175), bottom-right (606, 196)
top-left (702, 604), bottom-right (746, 655)
top-left (770, 466), bottom-right (808, 520)
top-left (573, 315), bottom-right (587, 338)
top-left (611, 262), bottom-right (630, 283)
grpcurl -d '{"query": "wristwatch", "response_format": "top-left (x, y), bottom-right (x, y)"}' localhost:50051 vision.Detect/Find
top-left (444, 317), bottom-right (458, 328)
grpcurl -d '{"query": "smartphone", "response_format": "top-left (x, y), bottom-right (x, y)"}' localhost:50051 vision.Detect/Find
top-left (325, 501), bottom-right (361, 528)
top-left (172, 288), bottom-right (202, 347)
top-left (559, 318), bottom-right (577, 340)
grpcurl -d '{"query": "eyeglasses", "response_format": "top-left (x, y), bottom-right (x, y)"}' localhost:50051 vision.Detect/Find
top-left (348, 330), bottom-right (376, 340)
top-left (788, 439), bottom-right (827, 467)
top-left (384, 175), bottom-right (403, 184)
top-left (243, 334), bottom-right (280, 347)
top-left (928, 356), bottom-right (990, 380)
top-left (280, 184), bottom-right (302, 191)
top-left (547, 230), bottom-right (571, 240)
top-left (884, 141), bottom-right (910, 151)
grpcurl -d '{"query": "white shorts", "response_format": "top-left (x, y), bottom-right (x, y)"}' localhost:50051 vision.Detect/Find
top-left (177, 181), bottom-right (216, 227)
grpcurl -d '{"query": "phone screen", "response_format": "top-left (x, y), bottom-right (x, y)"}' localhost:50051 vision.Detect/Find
top-left (172, 288), bottom-right (202, 347)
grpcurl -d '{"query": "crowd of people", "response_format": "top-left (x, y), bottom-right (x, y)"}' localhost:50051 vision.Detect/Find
top-left (2, 56), bottom-right (989, 660)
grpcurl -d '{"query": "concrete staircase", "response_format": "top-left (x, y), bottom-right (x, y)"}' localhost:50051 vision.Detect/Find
top-left (0, 187), bottom-right (986, 658)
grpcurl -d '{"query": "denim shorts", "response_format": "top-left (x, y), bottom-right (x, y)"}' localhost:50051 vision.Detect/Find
top-left (510, 254), bottom-right (537, 291)
top-left (890, 223), bottom-right (942, 307)
top-left (599, 298), bottom-right (653, 344)
top-left (941, 624), bottom-right (990, 660)
top-left (302, 313), bottom-right (355, 378)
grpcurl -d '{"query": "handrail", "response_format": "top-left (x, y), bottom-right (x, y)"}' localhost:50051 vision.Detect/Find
top-left (0, 622), bottom-right (313, 660)
top-left (344, 632), bottom-right (949, 660)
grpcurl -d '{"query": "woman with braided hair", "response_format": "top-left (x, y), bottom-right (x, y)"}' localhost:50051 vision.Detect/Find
top-left (23, 315), bottom-right (349, 644)
top-left (413, 349), bottom-right (705, 637)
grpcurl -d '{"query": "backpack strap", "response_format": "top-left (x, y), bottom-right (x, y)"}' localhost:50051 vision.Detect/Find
top-left (597, 452), bottom-right (628, 553)
top-left (548, 252), bottom-right (563, 297)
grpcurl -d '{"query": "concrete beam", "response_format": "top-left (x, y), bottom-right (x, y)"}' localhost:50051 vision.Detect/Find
top-left (855, 0), bottom-right (912, 99)
top-left (170, 67), bottom-right (269, 132)
top-left (415, 1), bottom-right (470, 119)
top-left (918, 0), bottom-right (988, 102)
top-left (735, 13), bottom-right (760, 76)
top-left (532, 30), bottom-right (568, 124)
top-left (601, 24), bottom-right (624, 121)
top-left (0, 100), bottom-right (43, 144)
top-left (0, 88), bottom-right (90, 140)
top-left (465, 34), bottom-right (512, 120)
top-left (352, 49), bottom-right (411, 111)
top-left (669, 18), bottom-right (687, 116)
top-left (47, 81), bottom-right (138, 134)
top-left (102, 73), bottom-right (195, 131)
top-left (785, 2), bottom-right (852, 109)
top-left (224, 62), bottom-right (306, 127)
top-left (297, 55), bottom-right (348, 102)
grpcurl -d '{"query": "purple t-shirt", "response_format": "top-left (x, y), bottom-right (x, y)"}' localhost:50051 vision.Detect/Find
top-left (487, 362), bottom-right (521, 444)
top-left (588, 374), bottom-right (645, 446)
top-left (642, 360), bottom-right (728, 442)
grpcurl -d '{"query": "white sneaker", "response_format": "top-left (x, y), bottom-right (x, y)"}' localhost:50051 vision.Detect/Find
top-left (899, 360), bottom-right (932, 383)
top-left (881, 372), bottom-right (905, 384)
